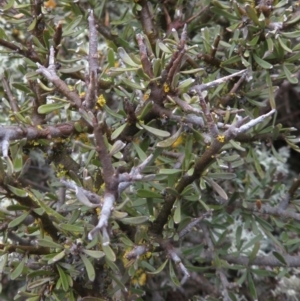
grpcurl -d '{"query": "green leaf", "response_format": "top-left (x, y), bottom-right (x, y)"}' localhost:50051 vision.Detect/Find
top-left (137, 189), bottom-right (162, 198)
top-left (157, 126), bottom-right (182, 148)
top-left (0, 254), bottom-right (8, 273)
top-left (121, 78), bottom-right (146, 90)
top-left (103, 244), bottom-right (116, 262)
top-left (136, 101), bottom-right (154, 121)
top-left (120, 216), bottom-right (149, 225)
top-left (27, 18), bottom-right (37, 31)
top-left (80, 297), bottom-right (107, 301)
top-left (3, 0), bottom-right (14, 10)
top-left (107, 48), bottom-right (115, 68)
top-left (173, 199), bottom-right (181, 224)
top-left (80, 254), bottom-right (95, 282)
top-left (111, 123), bottom-right (127, 140)
top-left (118, 47), bottom-right (139, 67)
top-left (147, 259), bottom-right (168, 275)
top-left (48, 250), bottom-right (66, 264)
top-left (82, 249), bottom-right (105, 259)
top-left (278, 36), bottom-right (292, 53)
top-left (58, 223), bottom-right (84, 233)
top-left (177, 78), bottom-right (195, 91)
top-left (11, 257), bottom-right (25, 280)
top-left (247, 272), bottom-right (257, 299)
top-left (37, 238), bottom-right (63, 249)
top-left (62, 16), bottom-right (83, 37)
top-left (8, 211), bottom-right (30, 228)
top-left (283, 64), bottom-right (298, 84)
top-left (245, 4), bottom-right (259, 26)
top-left (140, 123), bottom-right (170, 138)
top-left (38, 103), bottom-right (69, 114)
top-left (158, 41), bottom-right (172, 53)
top-left (272, 251), bottom-right (287, 266)
top-left (266, 71), bottom-right (276, 109)
top-left (169, 260), bottom-right (180, 287)
top-left (241, 234), bottom-right (263, 253)
top-left (158, 169), bottom-right (182, 175)
top-left (132, 142), bottom-right (147, 161)
top-left (253, 53), bottom-right (273, 69)
top-left (207, 172), bottom-right (236, 180)
top-left (56, 265), bottom-right (69, 291)
top-left (59, 65), bottom-right (85, 73)
top-left (203, 177), bottom-right (228, 200)
top-left (7, 185), bottom-right (28, 198)
top-left (248, 242), bottom-right (260, 265)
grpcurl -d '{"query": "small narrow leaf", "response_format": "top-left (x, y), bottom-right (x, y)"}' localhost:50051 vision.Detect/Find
top-left (120, 216), bottom-right (149, 225)
top-left (7, 185), bottom-right (28, 198)
top-left (272, 251), bottom-right (287, 265)
top-left (11, 257), bottom-right (25, 280)
top-left (140, 123), bottom-right (170, 138)
top-left (48, 250), bottom-right (66, 264)
top-left (56, 265), bottom-right (69, 291)
top-left (37, 239), bottom-right (63, 249)
top-left (169, 260), bottom-right (180, 287)
top-left (111, 123), bottom-right (127, 140)
top-left (103, 244), bottom-right (116, 262)
top-left (80, 254), bottom-right (95, 282)
top-left (38, 103), bottom-right (68, 114)
top-left (283, 64), bottom-right (298, 84)
top-left (253, 53), bottom-right (273, 69)
top-left (147, 259), bottom-right (168, 275)
top-left (203, 177), bottom-right (228, 200)
top-left (8, 211), bottom-right (30, 228)
top-left (118, 47), bottom-right (139, 67)
top-left (157, 126), bottom-right (182, 148)
top-left (82, 249), bottom-right (105, 259)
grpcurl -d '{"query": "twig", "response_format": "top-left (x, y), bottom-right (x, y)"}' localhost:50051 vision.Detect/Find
top-left (93, 122), bottom-right (115, 183)
top-left (179, 210), bottom-right (213, 238)
top-left (125, 245), bottom-right (149, 260)
top-left (53, 22), bottom-right (63, 53)
top-left (0, 243), bottom-right (49, 255)
top-left (202, 250), bottom-right (300, 267)
top-left (219, 71), bottom-right (248, 106)
top-left (88, 191), bottom-right (115, 242)
top-left (136, 34), bottom-right (154, 78)
top-left (248, 203), bottom-right (300, 221)
top-left (0, 39), bottom-right (42, 64)
top-left (117, 154), bottom-right (154, 193)
top-left (189, 69), bottom-right (248, 92)
top-left (84, 10), bottom-right (99, 110)
top-left (196, 86), bottom-right (219, 137)
top-left (2, 77), bottom-right (20, 112)
top-left (169, 96), bottom-right (201, 114)
top-left (138, 0), bottom-right (158, 47)
top-left (164, 24), bottom-right (187, 85)
top-left (61, 179), bottom-right (102, 207)
top-left (278, 176), bottom-right (300, 210)
top-left (36, 46), bottom-right (82, 108)
top-left (162, 240), bottom-right (190, 284)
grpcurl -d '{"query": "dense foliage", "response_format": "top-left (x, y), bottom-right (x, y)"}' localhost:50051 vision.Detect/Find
top-left (1, 0), bottom-right (300, 300)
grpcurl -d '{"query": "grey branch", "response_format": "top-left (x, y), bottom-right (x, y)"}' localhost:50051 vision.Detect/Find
top-left (162, 240), bottom-right (190, 284)
top-left (36, 46), bottom-right (82, 107)
top-left (84, 10), bottom-right (99, 109)
top-left (125, 245), bottom-right (149, 260)
top-left (88, 191), bottom-right (115, 241)
top-left (189, 69), bottom-right (248, 92)
top-left (61, 179), bottom-right (102, 208)
top-left (179, 210), bottom-right (213, 238)
top-left (118, 154), bottom-right (154, 193)
top-left (202, 250), bottom-right (300, 267)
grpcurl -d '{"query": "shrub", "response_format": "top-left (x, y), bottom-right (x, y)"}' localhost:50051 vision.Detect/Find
top-left (0, 0), bottom-right (300, 300)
